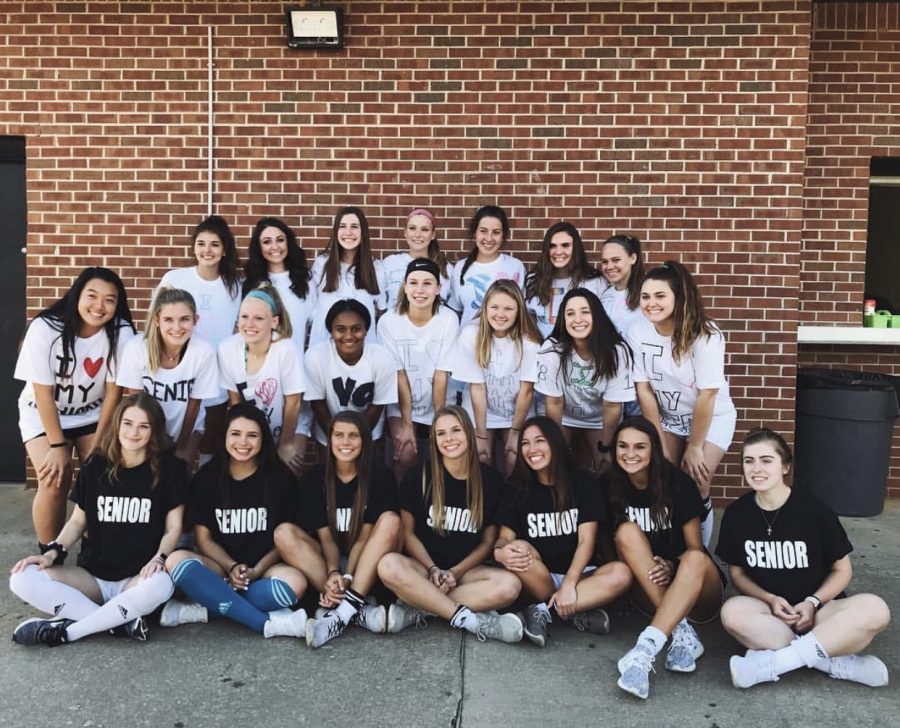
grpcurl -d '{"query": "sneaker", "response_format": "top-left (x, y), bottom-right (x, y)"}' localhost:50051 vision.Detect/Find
top-left (470, 611), bottom-right (523, 643)
top-left (12, 618), bottom-right (74, 647)
top-left (305, 610), bottom-right (346, 648)
top-left (387, 601), bottom-right (428, 634)
top-left (263, 608), bottom-right (308, 639)
top-left (354, 603), bottom-right (387, 634)
top-left (617, 643), bottom-right (656, 699)
top-left (572, 607), bottom-right (610, 636)
top-left (665, 623), bottom-right (704, 673)
top-left (523, 604), bottom-right (551, 647)
top-left (109, 616), bottom-right (149, 641)
top-left (159, 599), bottom-right (208, 627)
top-left (730, 649), bottom-right (778, 689)
top-left (829, 654), bottom-right (889, 687)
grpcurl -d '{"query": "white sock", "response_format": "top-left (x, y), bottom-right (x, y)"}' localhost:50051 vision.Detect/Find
top-left (789, 632), bottom-right (831, 672)
top-left (66, 572), bottom-right (174, 642)
top-left (335, 598), bottom-right (358, 624)
top-left (9, 565), bottom-right (98, 620)
top-left (450, 605), bottom-right (478, 634)
top-left (637, 625), bottom-right (667, 656)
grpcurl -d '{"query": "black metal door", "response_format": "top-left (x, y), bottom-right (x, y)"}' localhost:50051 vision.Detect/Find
top-left (0, 137), bottom-right (27, 481)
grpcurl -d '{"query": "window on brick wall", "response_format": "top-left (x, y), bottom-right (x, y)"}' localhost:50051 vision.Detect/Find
top-left (865, 157), bottom-right (900, 313)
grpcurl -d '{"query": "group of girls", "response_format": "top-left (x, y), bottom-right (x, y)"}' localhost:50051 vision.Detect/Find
top-left (9, 204), bottom-right (890, 697)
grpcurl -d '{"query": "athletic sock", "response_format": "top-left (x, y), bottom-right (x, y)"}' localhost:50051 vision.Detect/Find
top-left (9, 564), bottom-right (98, 620)
top-left (244, 578), bottom-right (297, 613)
top-left (788, 632), bottom-right (831, 672)
top-left (450, 605), bottom-right (478, 634)
top-left (335, 587), bottom-right (365, 623)
top-left (66, 572), bottom-right (174, 642)
top-left (699, 498), bottom-right (714, 548)
top-left (637, 625), bottom-right (667, 656)
top-left (171, 558), bottom-right (268, 634)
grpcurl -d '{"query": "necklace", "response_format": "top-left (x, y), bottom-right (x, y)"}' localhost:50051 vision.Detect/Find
top-left (755, 495), bottom-right (782, 537)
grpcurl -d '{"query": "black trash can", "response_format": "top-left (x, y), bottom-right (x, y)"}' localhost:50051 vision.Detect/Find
top-left (794, 368), bottom-right (899, 517)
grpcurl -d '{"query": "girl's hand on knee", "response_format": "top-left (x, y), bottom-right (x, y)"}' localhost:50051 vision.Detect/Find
top-left (228, 563), bottom-right (251, 591)
top-left (549, 581), bottom-right (577, 619)
top-left (681, 445), bottom-right (710, 485)
top-left (766, 594), bottom-right (799, 625)
top-left (648, 556), bottom-right (672, 587)
top-left (38, 447), bottom-right (72, 489)
top-left (11, 554), bottom-right (52, 574)
top-left (496, 542), bottom-right (531, 572)
top-left (140, 554), bottom-right (167, 579)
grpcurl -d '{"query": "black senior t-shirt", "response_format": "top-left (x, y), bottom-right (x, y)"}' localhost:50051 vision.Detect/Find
top-left (498, 470), bottom-right (603, 574)
top-left (187, 461), bottom-right (296, 566)
top-left (400, 461), bottom-right (503, 570)
top-left (297, 464), bottom-right (397, 554)
top-left (609, 468), bottom-right (704, 562)
top-left (715, 488), bottom-right (852, 605)
top-left (71, 453), bottom-right (187, 581)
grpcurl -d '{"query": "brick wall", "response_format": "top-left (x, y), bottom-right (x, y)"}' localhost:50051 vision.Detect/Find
top-left (1, 1), bottom-right (815, 499)
top-left (799, 2), bottom-right (900, 498)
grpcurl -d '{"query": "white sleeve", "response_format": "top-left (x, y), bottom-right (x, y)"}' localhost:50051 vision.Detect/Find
top-left (450, 325), bottom-right (485, 384)
top-left (217, 338), bottom-right (238, 393)
top-left (436, 315), bottom-right (459, 362)
top-left (692, 329), bottom-right (728, 390)
top-left (519, 340), bottom-right (539, 384)
top-left (13, 318), bottom-right (56, 385)
top-left (190, 340), bottom-right (222, 400)
top-left (276, 340), bottom-right (305, 396)
top-left (534, 345), bottom-right (564, 397)
top-left (376, 315), bottom-right (403, 367)
top-left (303, 345), bottom-right (327, 400)
top-left (371, 345), bottom-right (399, 406)
top-left (115, 336), bottom-right (146, 390)
top-left (108, 324), bottom-right (136, 381)
top-left (627, 322), bottom-right (649, 383)
top-left (603, 343), bottom-right (636, 403)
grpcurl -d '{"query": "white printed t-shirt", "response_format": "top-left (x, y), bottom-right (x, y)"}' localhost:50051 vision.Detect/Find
top-left (446, 254), bottom-right (526, 327)
top-left (526, 275), bottom-right (605, 340)
top-left (598, 284), bottom-right (645, 338)
top-left (158, 267), bottom-right (240, 347)
top-left (267, 269), bottom-right (316, 351)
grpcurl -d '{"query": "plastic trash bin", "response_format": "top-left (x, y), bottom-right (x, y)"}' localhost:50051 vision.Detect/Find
top-left (794, 368), bottom-right (899, 517)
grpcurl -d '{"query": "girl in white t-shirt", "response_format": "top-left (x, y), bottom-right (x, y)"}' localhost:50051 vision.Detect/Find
top-left (308, 206), bottom-right (385, 347)
top-left (377, 258), bottom-right (459, 478)
top-left (218, 283), bottom-right (306, 475)
top-left (116, 288), bottom-right (219, 470)
top-left (525, 222), bottom-right (605, 340)
top-left (15, 267), bottom-right (136, 546)
top-left (304, 299), bottom-right (399, 448)
top-left (536, 288), bottom-right (635, 472)
top-left (627, 260), bottom-right (737, 547)
top-left (446, 205), bottom-right (526, 327)
top-left (380, 208), bottom-right (452, 313)
top-left (450, 279), bottom-right (542, 475)
top-left (598, 234), bottom-right (646, 338)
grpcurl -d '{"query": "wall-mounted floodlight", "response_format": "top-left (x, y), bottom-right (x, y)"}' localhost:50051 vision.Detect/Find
top-left (286, 6), bottom-right (344, 49)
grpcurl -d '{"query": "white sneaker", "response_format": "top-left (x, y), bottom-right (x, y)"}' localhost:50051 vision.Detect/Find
top-left (730, 649), bottom-right (778, 688)
top-left (305, 610), bottom-right (346, 648)
top-left (829, 654), bottom-right (889, 687)
top-left (263, 608), bottom-right (308, 639)
top-left (617, 642), bottom-right (656, 699)
top-left (354, 603), bottom-right (387, 634)
top-left (159, 599), bottom-right (208, 627)
top-left (665, 623), bottom-right (704, 672)
top-left (469, 611), bottom-right (523, 643)
top-left (387, 601), bottom-right (428, 634)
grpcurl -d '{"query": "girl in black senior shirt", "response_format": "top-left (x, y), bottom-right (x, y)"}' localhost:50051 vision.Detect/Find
top-left (377, 405), bottom-right (524, 642)
top-left (494, 416), bottom-right (632, 647)
top-left (275, 411), bottom-right (402, 648)
top-left (161, 403), bottom-right (310, 639)
top-left (10, 393), bottom-right (185, 646)
top-left (606, 416), bottom-right (723, 700)
top-left (718, 428), bottom-right (890, 689)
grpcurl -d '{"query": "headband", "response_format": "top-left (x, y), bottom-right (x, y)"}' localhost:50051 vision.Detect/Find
top-left (408, 208), bottom-right (436, 225)
top-left (245, 289), bottom-right (277, 315)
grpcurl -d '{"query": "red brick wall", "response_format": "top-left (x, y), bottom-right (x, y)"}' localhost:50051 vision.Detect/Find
top-left (0, 1), bottom-right (815, 499)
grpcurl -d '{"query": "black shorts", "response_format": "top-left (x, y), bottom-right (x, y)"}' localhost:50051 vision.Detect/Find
top-left (25, 422), bottom-right (97, 445)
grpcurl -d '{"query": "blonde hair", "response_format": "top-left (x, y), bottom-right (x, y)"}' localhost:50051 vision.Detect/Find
top-left (144, 287), bottom-right (196, 375)
top-left (426, 405), bottom-right (483, 535)
top-left (241, 281), bottom-right (293, 341)
top-left (474, 280), bottom-right (541, 369)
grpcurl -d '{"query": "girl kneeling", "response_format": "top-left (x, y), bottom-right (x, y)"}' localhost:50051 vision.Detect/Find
top-left (377, 406), bottom-right (523, 642)
top-left (494, 416), bottom-right (632, 646)
top-left (10, 393), bottom-right (185, 646)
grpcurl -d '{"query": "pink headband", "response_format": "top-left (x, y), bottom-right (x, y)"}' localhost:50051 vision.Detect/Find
top-left (407, 208), bottom-right (436, 225)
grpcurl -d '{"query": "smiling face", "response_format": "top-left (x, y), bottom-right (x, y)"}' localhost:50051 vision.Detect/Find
top-left (404, 270), bottom-right (440, 311)
top-left (474, 215), bottom-right (505, 262)
top-left (77, 278), bottom-right (119, 336)
top-left (485, 291), bottom-right (518, 337)
top-left (640, 278), bottom-right (676, 327)
top-left (548, 230), bottom-right (574, 273)
top-left (520, 424), bottom-right (552, 478)
top-left (742, 441), bottom-right (789, 495)
top-left (331, 420), bottom-right (363, 465)
top-left (337, 213), bottom-right (362, 260)
top-left (226, 416), bottom-right (263, 464)
top-left (194, 231), bottom-right (224, 270)
top-left (563, 296), bottom-right (593, 342)
top-left (118, 405), bottom-right (152, 456)
top-left (405, 214), bottom-right (436, 257)
top-left (330, 310), bottom-right (367, 362)
top-left (259, 225), bottom-right (288, 272)
top-left (158, 302), bottom-right (196, 351)
top-left (434, 414), bottom-right (469, 461)
top-left (238, 297), bottom-right (278, 347)
top-left (615, 427), bottom-right (652, 481)
top-left (600, 242), bottom-right (637, 289)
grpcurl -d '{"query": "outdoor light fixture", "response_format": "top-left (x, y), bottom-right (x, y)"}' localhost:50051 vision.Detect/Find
top-left (285, 5), bottom-right (344, 49)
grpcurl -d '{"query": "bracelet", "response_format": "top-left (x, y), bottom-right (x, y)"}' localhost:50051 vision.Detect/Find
top-left (804, 595), bottom-right (822, 611)
top-left (427, 564), bottom-right (439, 573)
top-left (509, 427), bottom-right (520, 433)
top-left (228, 562), bottom-right (241, 574)
top-left (49, 442), bottom-right (68, 449)
top-left (476, 434), bottom-right (489, 440)
top-left (153, 553), bottom-right (167, 563)
top-left (342, 573), bottom-right (353, 583)
top-left (45, 541), bottom-right (68, 565)
top-left (327, 569), bottom-right (341, 577)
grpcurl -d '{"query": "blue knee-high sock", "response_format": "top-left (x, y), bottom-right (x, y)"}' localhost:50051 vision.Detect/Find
top-left (171, 559), bottom-right (268, 634)
top-left (245, 578), bottom-right (297, 612)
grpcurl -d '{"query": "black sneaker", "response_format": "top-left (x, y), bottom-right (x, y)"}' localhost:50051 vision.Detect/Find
top-left (12, 618), bottom-right (74, 647)
top-left (109, 616), bottom-right (149, 642)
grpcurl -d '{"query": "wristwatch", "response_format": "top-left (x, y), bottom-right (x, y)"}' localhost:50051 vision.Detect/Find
top-left (804, 595), bottom-right (822, 611)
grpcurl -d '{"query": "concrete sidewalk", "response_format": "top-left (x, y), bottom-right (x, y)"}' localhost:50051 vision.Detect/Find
top-left (0, 484), bottom-right (896, 728)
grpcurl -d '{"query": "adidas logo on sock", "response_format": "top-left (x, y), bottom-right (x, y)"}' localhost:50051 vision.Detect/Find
top-left (218, 602), bottom-right (231, 615)
top-left (816, 646), bottom-right (827, 660)
top-left (118, 605), bottom-right (129, 619)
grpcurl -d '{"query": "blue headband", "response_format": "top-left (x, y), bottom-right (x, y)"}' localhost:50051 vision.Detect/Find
top-left (245, 289), bottom-right (277, 315)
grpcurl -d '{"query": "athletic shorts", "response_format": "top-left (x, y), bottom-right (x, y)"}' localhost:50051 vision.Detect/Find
top-left (550, 565), bottom-right (597, 591)
top-left (93, 575), bottom-right (133, 603)
top-left (24, 422), bottom-right (97, 445)
top-left (664, 409), bottom-right (736, 452)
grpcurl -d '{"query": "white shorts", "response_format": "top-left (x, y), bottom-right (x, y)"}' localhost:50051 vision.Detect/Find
top-left (550, 565), bottom-right (596, 591)
top-left (664, 410), bottom-right (736, 452)
top-left (93, 575), bottom-right (133, 603)
top-left (297, 401), bottom-right (313, 437)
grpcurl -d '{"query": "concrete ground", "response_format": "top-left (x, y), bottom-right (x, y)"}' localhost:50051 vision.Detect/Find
top-left (0, 485), bottom-right (896, 728)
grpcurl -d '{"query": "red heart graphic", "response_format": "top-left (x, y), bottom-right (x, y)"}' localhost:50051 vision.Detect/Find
top-left (84, 357), bottom-right (104, 378)
top-left (255, 378), bottom-right (278, 408)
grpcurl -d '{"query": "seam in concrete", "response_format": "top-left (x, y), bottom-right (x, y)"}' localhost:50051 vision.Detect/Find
top-left (450, 631), bottom-right (466, 727)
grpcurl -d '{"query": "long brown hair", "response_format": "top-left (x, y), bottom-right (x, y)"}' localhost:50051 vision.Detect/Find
top-left (426, 405), bottom-right (484, 535)
top-left (319, 206), bottom-right (380, 295)
top-left (99, 392), bottom-right (173, 490)
top-left (474, 279), bottom-right (542, 368)
top-left (510, 416), bottom-right (573, 512)
top-left (525, 222), bottom-right (601, 306)
top-left (323, 411), bottom-right (374, 548)
top-left (601, 234), bottom-right (644, 310)
top-left (459, 205), bottom-right (511, 286)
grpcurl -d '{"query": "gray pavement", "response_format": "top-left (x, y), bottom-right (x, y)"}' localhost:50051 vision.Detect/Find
top-left (0, 484), bottom-right (896, 728)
